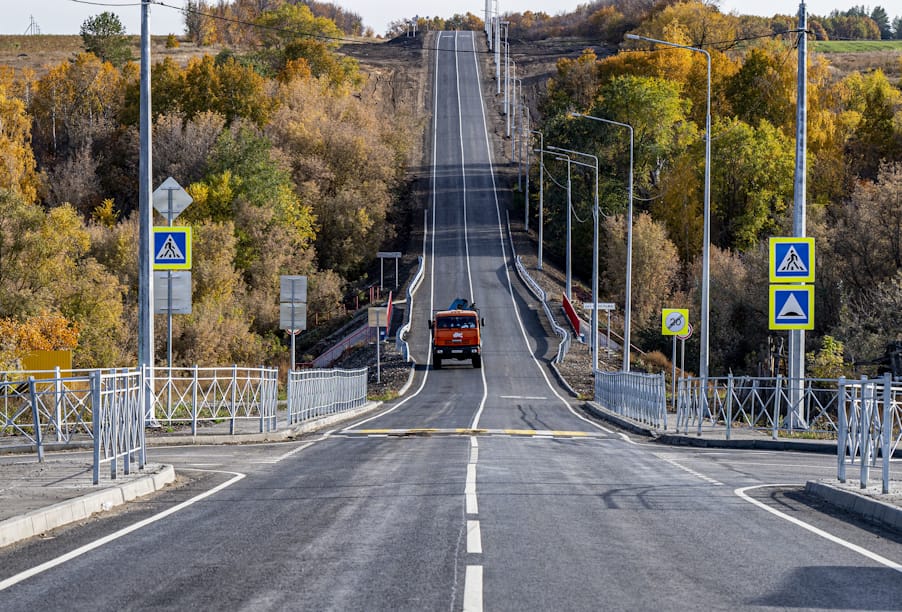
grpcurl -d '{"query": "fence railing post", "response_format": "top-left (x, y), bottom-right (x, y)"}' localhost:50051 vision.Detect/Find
top-left (860, 380), bottom-right (873, 489)
top-left (726, 374), bottom-right (734, 440)
top-left (91, 370), bottom-right (102, 484)
top-left (28, 377), bottom-right (44, 463)
top-left (230, 364), bottom-right (238, 435)
top-left (881, 373), bottom-right (891, 494)
top-left (837, 377), bottom-right (847, 483)
top-left (773, 375), bottom-right (783, 440)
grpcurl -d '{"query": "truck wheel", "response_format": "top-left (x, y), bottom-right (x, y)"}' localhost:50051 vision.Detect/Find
top-left (472, 356), bottom-right (481, 369)
top-left (434, 357), bottom-right (442, 369)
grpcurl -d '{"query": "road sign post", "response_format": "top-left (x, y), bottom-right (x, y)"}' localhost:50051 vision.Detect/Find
top-left (369, 307), bottom-right (388, 384)
top-left (280, 276), bottom-right (308, 372)
top-left (377, 252), bottom-right (402, 290)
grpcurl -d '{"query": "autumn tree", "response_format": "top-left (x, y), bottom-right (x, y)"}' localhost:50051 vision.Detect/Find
top-left (0, 80), bottom-right (39, 202)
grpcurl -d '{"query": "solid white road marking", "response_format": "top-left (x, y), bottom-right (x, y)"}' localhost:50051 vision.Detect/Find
top-left (735, 484), bottom-right (902, 573)
top-left (499, 395), bottom-right (548, 400)
top-left (0, 470), bottom-right (246, 591)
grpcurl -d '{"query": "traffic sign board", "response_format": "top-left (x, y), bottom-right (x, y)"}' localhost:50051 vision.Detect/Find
top-left (769, 285), bottom-right (814, 330)
top-left (677, 322), bottom-right (693, 341)
top-left (770, 237), bottom-right (814, 283)
top-left (661, 308), bottom-right (689, 336)
top-left (153, 271), bottom-right (192, 314)
top-left (153, 177), bottom-right (193, 222)
top-left (153, 227), bottom-right (192, 270)
top-left (280, 275), bottom-right (307, 303)
top-left (280, 303), bottom-right (307, 331)
top-left (584, 302), bottom-right (616, 311)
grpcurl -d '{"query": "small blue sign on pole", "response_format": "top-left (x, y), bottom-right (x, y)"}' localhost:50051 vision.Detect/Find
top-left (769, 285), bottom-right (814, 330)
top-left (153, 227), bottom-right (192, 270)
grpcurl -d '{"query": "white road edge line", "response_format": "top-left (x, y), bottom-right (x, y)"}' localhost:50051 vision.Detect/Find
top-left (735, 484), bottom-right (902, 573)
top-left (0, 469), bottom-right (247, 591)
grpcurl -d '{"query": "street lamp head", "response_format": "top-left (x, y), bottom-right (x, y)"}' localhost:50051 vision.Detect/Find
top-left (625, 33), bottom-right (639, 40)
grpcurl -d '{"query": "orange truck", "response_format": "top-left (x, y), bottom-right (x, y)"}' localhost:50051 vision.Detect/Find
top-left (429, 298), bottom-right (485, 369)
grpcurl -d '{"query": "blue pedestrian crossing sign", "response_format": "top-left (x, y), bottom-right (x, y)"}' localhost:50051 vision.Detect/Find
top-left (769, 285), bottom-right (814, 330)
top-left (153, 227), bottom-right (192, 270)
top-left (769, 237), bottom-right (814, 283)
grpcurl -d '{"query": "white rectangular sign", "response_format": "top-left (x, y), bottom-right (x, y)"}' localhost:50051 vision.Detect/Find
top-left (280, 303), bottom-right (307, 331)
top-left (153, 271), bottom-right (192, 314)
top-left (377, 252), bottom-right (402, 259)
top-left (280, 275), bottom-right (307, 303)
top-left (584, 302), bottom-right (616, 311)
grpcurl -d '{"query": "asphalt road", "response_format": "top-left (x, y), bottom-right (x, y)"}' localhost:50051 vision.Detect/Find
top-left (1, 31), bottom-right (900, 611)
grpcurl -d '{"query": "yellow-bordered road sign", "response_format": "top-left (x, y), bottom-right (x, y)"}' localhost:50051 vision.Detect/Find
top-left (153, 227), bottom-right (192, 270)
top-left (769, 237), bottom-right (814, 283)
top-left (769, 285), bottom-right (814, 330)
top-left (661, 308), bottom-right (689, 336)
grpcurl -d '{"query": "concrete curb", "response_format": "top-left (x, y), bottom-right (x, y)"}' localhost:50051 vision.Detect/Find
top-left (583, 401), bottom-right (656, 437)
top-left (806, 480), bottom-right (902, 533)
top-left (0, 464), bottom-right (176, 549)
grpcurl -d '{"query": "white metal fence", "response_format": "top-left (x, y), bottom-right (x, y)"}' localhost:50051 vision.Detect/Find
top-left (594, 371), bottom-right (668, 429)
top-left (287, 367), bottom-right (368, 425)
top-left (837, 374), bottom-right (901, 493)
top-left (676, 375), bottom-right (844, 438)
top-left (147, 366), bottom-right (279, 435)
top-left (1, 368), bottom-right (145, 484)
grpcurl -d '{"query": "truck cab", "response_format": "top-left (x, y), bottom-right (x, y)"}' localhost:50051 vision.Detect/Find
top-left (429, 299), bottom-right (484, 369)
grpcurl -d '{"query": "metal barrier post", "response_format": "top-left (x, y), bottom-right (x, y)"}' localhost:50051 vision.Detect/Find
top-left (881, 373), bottom-right (891, 494)
top-left (28, 377), bottom-right (44, 462)
top-left (837, 377), bottom-right (847, 483)
top-left (773, 375), bottom-right (782, 440)
top-left (192, 365), bottom-right (199, 436)
top-left (230, 364), bottom-right (238, 435)
top-left (726, 374), bottom-right (733, 440)
top-left (54, 366), bottom-right (63, 442)
top-left (860, 381), bottom-right (873, 488)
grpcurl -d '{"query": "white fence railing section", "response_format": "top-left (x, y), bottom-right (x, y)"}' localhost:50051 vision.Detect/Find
top-left (147, 366), bottom-right (279, 435)
top-left (837, 375), bottom-right (901, 494)
top-left (676, 375), bottom-right (845, 438)
top-left (595, 371), bottom-right (667, 430)
top-left (287, 367), bottom-right (368, 425)
top-left (1, 368), bottom-right (145, 484)
top-left (397, 255), bottom-right (425, 362)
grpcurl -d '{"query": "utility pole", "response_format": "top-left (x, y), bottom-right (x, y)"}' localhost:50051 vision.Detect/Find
top-left (789, 2), bottom-right (808, 428)
top-left (138, 0), bottom-right (155, 420)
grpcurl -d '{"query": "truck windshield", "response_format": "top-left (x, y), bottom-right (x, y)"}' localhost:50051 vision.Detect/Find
top-left (437, 316), bottom-right (476, 329)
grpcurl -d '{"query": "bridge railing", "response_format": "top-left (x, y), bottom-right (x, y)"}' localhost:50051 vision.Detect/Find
top-left (837, 374), bottom-right (901, 493)
top-left (287, 367), bottom-right (368, 425)
top-left (595, 371), bottom-right (667, 429)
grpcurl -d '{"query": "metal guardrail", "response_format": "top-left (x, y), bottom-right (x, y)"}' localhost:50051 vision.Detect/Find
top-left (397, 255), bottom-right (426, 362)
top-left (287, 367), bottom-right (368, 425)
top-left (146, 366), bottom-right (279, 435)
top-left (837, 374), bottom-right (901, 493)
top-left (595, 371), bottom-right (667, 429)
top-left (312, 324), bottom-right (375, 369)
top-left (506, 211), bottom-right (570, 363)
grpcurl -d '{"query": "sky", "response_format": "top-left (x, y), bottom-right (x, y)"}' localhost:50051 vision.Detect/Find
top-left (1, 1), bottom-right (886, 38)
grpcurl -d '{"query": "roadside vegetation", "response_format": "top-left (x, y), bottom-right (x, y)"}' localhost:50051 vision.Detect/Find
top-left (0, 0), bottom-right (900, 378)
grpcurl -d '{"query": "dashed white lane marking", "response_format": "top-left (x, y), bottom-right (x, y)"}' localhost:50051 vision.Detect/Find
top-left (656, 454), bottom-right (724, 486)
top-left (466, 461), bottom-right (478, 515)
top-left (464, 565), bottom-right (483, 611)
top-left (467, 520), bottom-right (483, 554)
top-left (499, 395), bottom-right (548, 400)
top-left (0, 470), bottom-right (246, 592)
top-left (735, 484), bottom-right (902, 574)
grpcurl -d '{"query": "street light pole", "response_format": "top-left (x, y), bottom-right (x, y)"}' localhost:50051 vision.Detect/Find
top-left (515, 78), bottom-right (523, 188)
top-left (530, 130), bottom-right (544, 269)
top-left (548, 145), bottom-right (599, 372)
top-left (571, 112), bottom-right (634, 372)
top-left (626, 33), bottom-right (711, 383)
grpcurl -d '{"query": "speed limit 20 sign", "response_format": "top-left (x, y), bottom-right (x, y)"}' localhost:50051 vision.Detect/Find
top-left (661, 308), bottom-right (689, 336)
